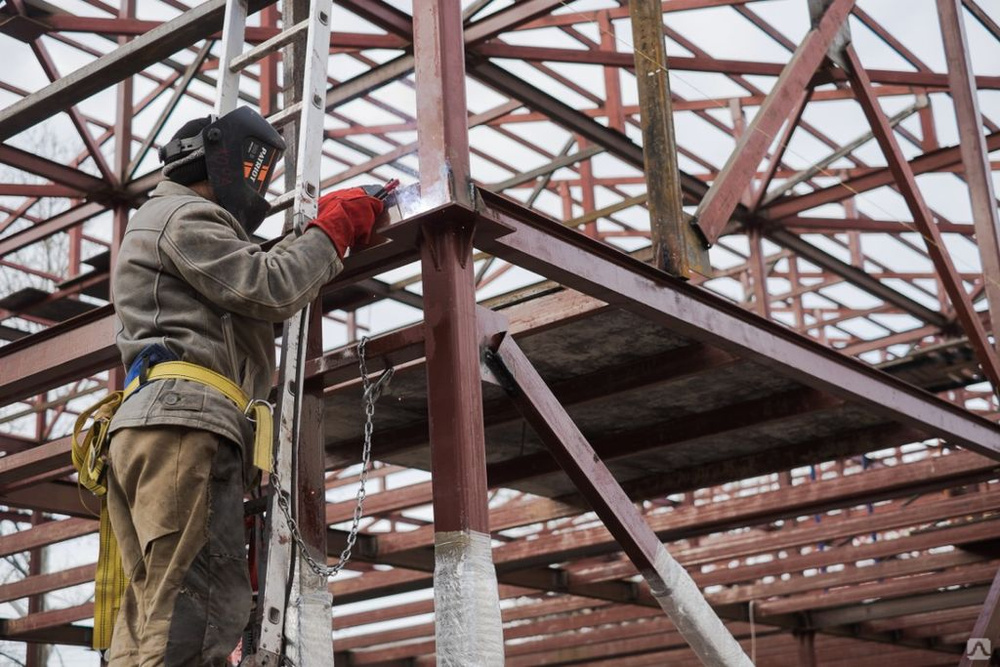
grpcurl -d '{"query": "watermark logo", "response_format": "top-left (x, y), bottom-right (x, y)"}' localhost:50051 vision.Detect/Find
top-left (967, 638), bottom-right (992, 661)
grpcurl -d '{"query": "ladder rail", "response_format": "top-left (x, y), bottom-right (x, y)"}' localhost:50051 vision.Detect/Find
top-left (279, 4), bottom-right (335, 664)
top-left (291, 2), bottom-right (332, 230)
top-left (211, 0), bottom-right (335, 663)
top-left (214, 0), bottom-right (248, 116)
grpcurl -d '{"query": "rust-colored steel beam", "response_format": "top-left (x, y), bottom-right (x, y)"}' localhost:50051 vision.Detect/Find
top-left (844, 45), bottom-right (1000, 394)
top-left (414, 0), bottom-right (471, 207)
top-left (629, 0), bottom-right (707, 277)
top-left (783, 216), bottom-right (976, 235)
top-left (937, 0), bottom-right (1000, 355)
top-left (381, 433), bottom-right (995, 562)
top-left (763, 132), bottom-right (1000, 218)
top-left (470, 43), bottom-right (1000, 90)
top-left (0, 306), bottom-right (118, 406)
top-left (0, 603), bottom-right (93, 637)
top-left (0, 145), bottom-right (106, 194)
top-left (485, 332), bottom-right (753, 666)
top-left (13, 14), bottom-right (403, 49)
top-left (17, 14), bottom-right (116, 183)
top-left (692, 0), bottom-right (856, 244)
top-left (475, 191), bottom-right (1000, 457)
top-left (0, 518), bottom-right (97, 558)
top-left (0, 202), bottom-right (106, 259)
top-left (412, 1), bottom-right (503, 662)
top-left (0, 564), bottom-right (95, 605)
top-left (759, 560), bottom-right (1000, 617)
top-left (331, 485), bottom-right (1000, 607)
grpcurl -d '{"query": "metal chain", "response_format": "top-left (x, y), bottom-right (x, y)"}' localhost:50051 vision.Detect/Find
top-left (269, 336), bottom-right (386, 579)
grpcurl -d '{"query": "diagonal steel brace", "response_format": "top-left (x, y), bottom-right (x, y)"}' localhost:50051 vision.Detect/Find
top-left (479, 318), bottom-right (752, 667)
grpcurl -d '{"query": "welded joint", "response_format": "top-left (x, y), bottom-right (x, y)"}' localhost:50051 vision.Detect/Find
top-left (809, 0), bottom-right (854, 69)
top-left (416, 218), bottom-right (477, 271)
top-left (481, 347), bottom-right (518, 396)
top-left (476, 308), bottom-right (514, 390)
top-left (686, 214), bottom-right (713, 250)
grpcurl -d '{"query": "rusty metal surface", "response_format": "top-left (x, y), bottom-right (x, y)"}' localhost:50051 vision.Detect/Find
top-left (1, 0), bottom-right (1000, 663)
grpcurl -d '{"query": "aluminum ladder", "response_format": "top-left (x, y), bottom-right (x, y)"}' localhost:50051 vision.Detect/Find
top-left (213, 1), bottom-right (335, 664)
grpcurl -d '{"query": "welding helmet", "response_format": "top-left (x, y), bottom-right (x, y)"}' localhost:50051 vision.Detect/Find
top-left (160, 107), bottom-right (286, 233)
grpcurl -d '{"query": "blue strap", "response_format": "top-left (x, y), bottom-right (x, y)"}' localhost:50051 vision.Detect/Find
top-left (124, 344), bottom-right (179, 392)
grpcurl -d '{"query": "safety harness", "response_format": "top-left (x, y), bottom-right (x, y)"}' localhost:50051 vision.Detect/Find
top-left (71, 355), bottom-right (274, 650)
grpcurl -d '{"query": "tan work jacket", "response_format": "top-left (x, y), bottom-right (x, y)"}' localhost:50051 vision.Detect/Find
top-left (109, 180), bottom-right (342, 450)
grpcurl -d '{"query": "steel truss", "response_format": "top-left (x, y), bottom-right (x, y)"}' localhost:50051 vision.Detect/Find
top-left (1, 0), bottom-right (1000, 664)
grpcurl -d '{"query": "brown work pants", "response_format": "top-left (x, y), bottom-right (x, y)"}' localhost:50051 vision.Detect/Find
top-left (105, 427), bottom-right (251, 666)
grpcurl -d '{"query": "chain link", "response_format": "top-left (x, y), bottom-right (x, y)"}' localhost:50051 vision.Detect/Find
top-left (269, 336), bottom-right (386, 579)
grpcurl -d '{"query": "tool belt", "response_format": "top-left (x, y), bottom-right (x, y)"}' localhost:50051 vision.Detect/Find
top-left (71, 353), bottom-right (274, 650)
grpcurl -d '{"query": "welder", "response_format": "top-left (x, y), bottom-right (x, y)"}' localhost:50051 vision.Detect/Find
top-left (104, 107), bottom-right (382, 665)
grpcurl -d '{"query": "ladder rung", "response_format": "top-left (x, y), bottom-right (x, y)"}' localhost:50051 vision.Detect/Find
top-left (267, 100), bottom-right (303, 130)
top-left (269, 190), bottom-right (295, 213)
top-left (230, 19), bottom-right (311, 73)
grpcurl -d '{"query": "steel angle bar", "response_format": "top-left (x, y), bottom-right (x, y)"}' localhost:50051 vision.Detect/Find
top-left (692, 0), bottom-right (856, 244)
top-left (762, 132), bottom-right (1000, 219)
top-left (126, 39), bottom-right (215, 179)
top-left (486, 145), bottom-right (603, 192)
top-left (763, 227), bottom-right (948, 327)
top-left (760, 97), bottom-right (928, 206)
top-left (336, 0), bottom-right (412, 38)
top-left (482, 331), bottom-right (753, 667)
top-left (0, 202), bottom-right (106, 258)
top-left (963, 0), bottom-right (1000, 40)
top-left (473, 189), bottom-right (1000, 458)
top-left (0, 145), bottom-right (106, 194)
top-left (230, 17), bottom-right (310, 72)
top-left (462, 0), bottom-right (564, 46)
top-left (749, 91), bottom-right (811, 211)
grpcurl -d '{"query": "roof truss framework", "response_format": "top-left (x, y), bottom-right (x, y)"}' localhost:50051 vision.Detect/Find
top-left (0, 0), bottom-right (1000, 664)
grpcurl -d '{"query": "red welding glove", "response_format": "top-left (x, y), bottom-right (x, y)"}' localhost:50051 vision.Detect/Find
top-left (307, 187), bottom-right (384, 258)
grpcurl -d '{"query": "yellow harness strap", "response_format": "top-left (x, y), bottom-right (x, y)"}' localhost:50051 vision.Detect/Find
top-left (72, 361), bottom-right (273, 650)
top-left (124, 362), bottom-right (274, 472)
top-left (71, 392), bottom-right (124, 650)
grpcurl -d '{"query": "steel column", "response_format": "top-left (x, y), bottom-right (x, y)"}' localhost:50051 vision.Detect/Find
top-left (25, 513), bottom-right (47, 667)
top-left (413, 0), bottom-right (471, 208)
top-left (414, 0), bottom-right (503, 664)
top-left (628, 0), bottom-right (707, 277)
top-left (485, 332), bottom-right (752, 667)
